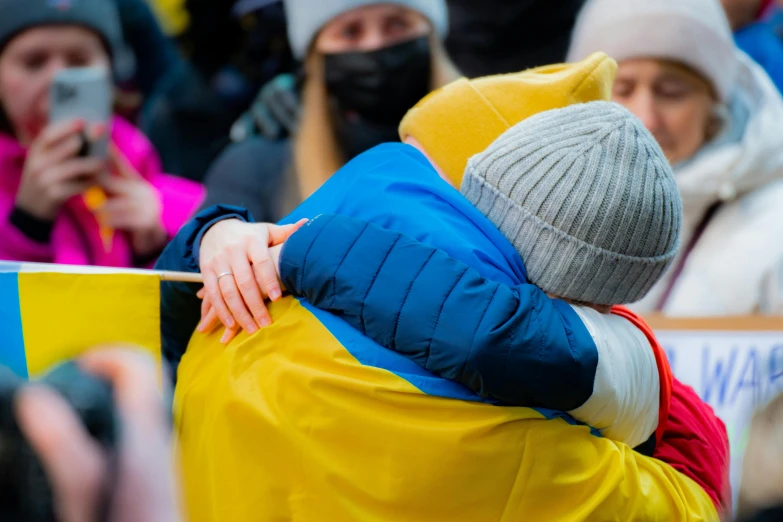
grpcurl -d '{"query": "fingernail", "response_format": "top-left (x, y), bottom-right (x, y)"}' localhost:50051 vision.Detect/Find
top-left (196, 322), bottom-right (205, 333)
top-left (259, 318), bottom-right (271, 328)
top-left (247, 324), bottom-right (259, 335)
top-left (220, 332), bottom-right (230, 344)
top-left (269, 289), bottom-right (281, 301)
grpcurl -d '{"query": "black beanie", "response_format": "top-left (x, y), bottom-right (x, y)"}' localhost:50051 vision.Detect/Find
top-left (0, 0), bottom-right (122, 57)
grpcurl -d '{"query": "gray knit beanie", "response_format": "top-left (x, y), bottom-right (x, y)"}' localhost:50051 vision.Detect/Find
top-left (0, 0), bottom-right (122, 58)
top-left (461, 101), bottom-right (682, 306)
top-left (283, 0), bottom-right (448, 59)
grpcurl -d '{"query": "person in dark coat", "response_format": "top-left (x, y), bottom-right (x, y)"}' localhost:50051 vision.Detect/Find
top-left (226, 0), bottom-right (589, 150)
top-left (138, 0), bottom-right (295, 182)
top-left (114, 0), bottom-right (182, 103)
top-left (200, 0), bottom-right (460, 223)
top-left (444, 0), bottom-right (586, 77)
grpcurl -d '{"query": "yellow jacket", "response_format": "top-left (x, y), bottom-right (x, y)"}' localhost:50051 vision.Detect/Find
top-left (175, 297), bottom-right (717, 522)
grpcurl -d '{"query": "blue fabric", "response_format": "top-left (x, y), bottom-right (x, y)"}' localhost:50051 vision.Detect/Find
top-left (158, 144), bottom-right (598, 416)
top-left (279, 144), bottom-right (598, 411)
top-left (299, 298), bottom-right (483, 403)
top-left (0, 273), bottom-right (27, 378)
top-left (156, 205), bottom-right (253, 381)
top-left (307, 294), bottom-right (599, 434)
top-left (735, 12), bottom-right (783, 94)
top-left (281, 210), bottom-right (598, 411)
top-left (281, 144), bottom-right (527, 286)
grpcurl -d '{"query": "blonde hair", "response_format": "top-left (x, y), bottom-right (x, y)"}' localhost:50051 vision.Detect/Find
top-left (293, 33), bottom-right (460, 199)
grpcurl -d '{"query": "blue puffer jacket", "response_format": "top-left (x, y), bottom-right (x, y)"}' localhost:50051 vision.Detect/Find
top-left (735, 9), bottom-right (783, 94)
top-left (280, 213), bottom-right (598, 410)
top-left (156, 143), bottom-right (599, 411)
top-left (157, 204), bottom-right (252, 380)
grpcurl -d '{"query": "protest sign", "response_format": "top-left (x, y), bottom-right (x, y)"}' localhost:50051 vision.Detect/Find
top-left (648, 316), bottom-right (783, 501)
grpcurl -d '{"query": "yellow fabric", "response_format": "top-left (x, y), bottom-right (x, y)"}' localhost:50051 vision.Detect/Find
top-left (19, 272), bottom-right (160, 376)
top-left (175, 296), bottom-right (718, 522)
top-left (147, 0), bottom-right (190, 36)
top-left (398, 52), bottom-right (617, 187)
top-left (82, 186), bottom-right (114, 253)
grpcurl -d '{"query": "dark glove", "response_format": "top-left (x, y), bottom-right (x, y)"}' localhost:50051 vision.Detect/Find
top-left (230, 73), bottom-right (300, 142)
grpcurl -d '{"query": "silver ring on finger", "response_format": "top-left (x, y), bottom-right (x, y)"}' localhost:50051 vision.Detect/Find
top-left (217, 271), bottom-right (234, 281)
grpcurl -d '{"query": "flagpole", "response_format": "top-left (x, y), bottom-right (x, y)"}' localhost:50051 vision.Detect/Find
top-left (0, 261), bottom-right (204, 284)
top-left (157, 271), bottom-right (204, 283)
top-left (0, 260), bottom-right (205, 284)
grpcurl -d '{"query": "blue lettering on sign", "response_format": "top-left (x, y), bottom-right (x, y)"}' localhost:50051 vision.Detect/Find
top-left (701, 346), bottom-right (737, 408)
top-left (665, 346), bottom-right (676, 374)
top-left (768, 345), bottom-right (783, 398)
top-left (672, 339), bottom-right (783, 409)
top-left (730, 347), bottom-right (760, 406)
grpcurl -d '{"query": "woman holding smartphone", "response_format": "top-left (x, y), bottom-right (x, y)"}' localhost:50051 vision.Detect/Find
top-left (0, 0), bottom-right (204, 267)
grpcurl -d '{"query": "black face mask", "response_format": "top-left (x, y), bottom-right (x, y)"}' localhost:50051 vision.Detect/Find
top-left (323, 36), bottom-right (432, 126)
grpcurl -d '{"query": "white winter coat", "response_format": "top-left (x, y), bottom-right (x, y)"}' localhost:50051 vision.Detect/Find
top-left (633, 53), bottom-right (783, 316)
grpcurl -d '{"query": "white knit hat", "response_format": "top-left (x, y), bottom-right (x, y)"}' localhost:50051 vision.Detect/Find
top-left (461, 102), bottom-right (682, 306)
top-left (283, 0), bottom-right (448, 59)
top-left (567, 0), bottom-right (738, 101)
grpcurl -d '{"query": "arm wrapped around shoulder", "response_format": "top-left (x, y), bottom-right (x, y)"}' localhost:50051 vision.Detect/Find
top-left (279, 213), bottom-right (600, 411)
top-left (567, 306), bottom-right (662, 448)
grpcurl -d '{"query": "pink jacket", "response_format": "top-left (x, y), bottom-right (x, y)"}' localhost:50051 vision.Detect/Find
top-left (0, 117), bottom-right (205, 267)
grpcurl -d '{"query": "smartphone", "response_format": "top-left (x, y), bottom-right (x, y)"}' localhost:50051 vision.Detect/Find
top-left (49, 66), bottom-right (112, 159)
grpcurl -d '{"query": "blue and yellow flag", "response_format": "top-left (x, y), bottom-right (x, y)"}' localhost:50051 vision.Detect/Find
top-left (174, 145), bottom-right (717, 522)
top-left (0, 262), bottom-right (161, 378)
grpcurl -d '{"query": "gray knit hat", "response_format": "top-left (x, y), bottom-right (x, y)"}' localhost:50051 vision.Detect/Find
top-left (283, 0), bottom-right (448, 59)
top-left (0, 0), bottom-right (122, 58)
top-left (461, 101), bottom-right (682, 306)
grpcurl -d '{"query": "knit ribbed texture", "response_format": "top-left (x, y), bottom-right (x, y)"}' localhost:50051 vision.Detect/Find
top-left (461, 102), bottom-right (682, 306)
top-left (283, 0), bottom-right (448, 58)
top-left (0, 0), bottom-right (122, 57)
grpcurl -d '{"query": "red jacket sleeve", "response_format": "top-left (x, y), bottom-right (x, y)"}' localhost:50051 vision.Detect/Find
top-left (611, 307), bottom-right (729, 512)
top-left (654, 378), bottom-right (731, 513)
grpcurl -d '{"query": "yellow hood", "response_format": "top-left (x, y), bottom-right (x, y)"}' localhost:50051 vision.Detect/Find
top-left (399, 52), bottom-right (617, 187)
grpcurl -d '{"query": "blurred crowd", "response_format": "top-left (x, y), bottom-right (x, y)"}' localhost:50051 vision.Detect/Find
top-left (1, 0), bottom-right (783, 521)
top-left (1, 0), bottom-right (782, 313)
